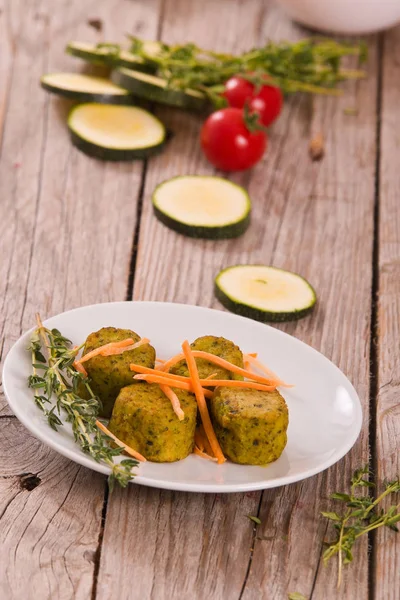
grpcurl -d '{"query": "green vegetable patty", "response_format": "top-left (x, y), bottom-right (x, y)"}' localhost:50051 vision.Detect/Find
top-left (80, 327), bottom-right (155, 418)
top-left (210, 387), bottom-right (288, 465)
top-left (109, 383), bottom-right (197, 462)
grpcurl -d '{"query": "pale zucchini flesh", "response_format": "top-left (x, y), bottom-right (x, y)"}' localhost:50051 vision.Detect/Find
top-left (40, 72), bottom-right (134, 104)
top-left (111, 68), bottom-right (208, 111)
top-left (215, 265), bottom-right (316, 322)
top-left (68, 103), bottom-right (166, 161)
top-left (152, 176), bottom-right (251, 239)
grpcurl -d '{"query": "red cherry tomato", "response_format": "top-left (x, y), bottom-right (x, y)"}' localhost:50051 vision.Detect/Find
top-left (223, 76), bottom-right (254, 109)
top-left (200, 107), bottom-right (267, 172)
top-left (224, 75), bottom-right (283, 127)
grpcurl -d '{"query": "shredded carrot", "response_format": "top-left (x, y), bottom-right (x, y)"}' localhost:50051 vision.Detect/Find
top-left (130, 363), bottom-right (190, 383)
top-left (155, 358), bottom-right (165, 364)
top-left (194, 428), bottom-right (205, 451)
top-left (194, 446), bottom-right (218, 462)
top-left (101, 338), bottom-right (150, 357)
top-left (199, 379), bottom-right (276, 392)
top-left (156, 350), bottom-right (280, 386)
top-left (156, 353), bottom-right (185, 372)
top-left (182, 341), bottom-right (225, 464)
top-left (95, 420), bottom-right (146, 462)
top-left (243, 354), bottom-right (293, 388)
top-left (79, 338), bottom-right (135, 364)
top-left (205, 373), bottom-right (218, 380)
top-left (196, 424), bottom-right (215, 456)
top-left (73, 360), bottom-right (88, 377)
top-left (132, 374), bottom-right (214, 399)
top-left (159, 385), bottom-right (185, 421)
top-left (248, 352), bottom-right (258, 358)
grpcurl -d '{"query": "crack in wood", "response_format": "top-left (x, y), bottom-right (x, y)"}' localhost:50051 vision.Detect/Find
top-left (238, 491), bottom-right (264, 600)
top-left (368, 30), bottom-right (384, 600)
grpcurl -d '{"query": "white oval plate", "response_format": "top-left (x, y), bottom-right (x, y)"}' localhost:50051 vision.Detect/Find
top-left (2, 301), bottom-right (362, 493)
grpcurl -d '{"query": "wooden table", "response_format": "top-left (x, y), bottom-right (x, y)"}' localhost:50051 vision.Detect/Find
top-left (1, 1), bottom-right (399, 598)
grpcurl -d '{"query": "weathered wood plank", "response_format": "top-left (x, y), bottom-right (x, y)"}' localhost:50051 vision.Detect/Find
top-left (96, 1), bottom-right (271, 598)
top-left (0, 418), bottom-right (105, 600)
top-left (98, 2), bottom-right (378, 599)
top-left (374, 27), bottom-right (400, 600)
top-left (0, 1), bottom-right (162, 599)
top-left (0, 0), bottom-right (14, 146)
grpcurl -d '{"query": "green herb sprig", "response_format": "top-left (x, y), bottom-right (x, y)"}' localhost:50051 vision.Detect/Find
top-left (323, 466), bottom-right (400, 587)
top-left (28, 314), bottom-right (138, 491)
top-left (128, 37), bottom-right (367, 105)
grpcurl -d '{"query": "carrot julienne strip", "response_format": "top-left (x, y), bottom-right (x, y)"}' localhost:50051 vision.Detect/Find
top-left (199, 379), bottom-right (276, 392)
top-left (243, 354), bottom-right (293, 388)
top-left (95, 420), bottom-right (146, 462)
top-left (132, 374), bottom-right (214, 399)
top-left (159, 384), bottom-right (185, 421)
top-left (101, 338), bottom-right (150, 357)
top-left (194, 446), bottom-right (218, 462)
top-left (130, 363), bottom-right (191, 382)
top-left (156, 350), bottom-right (280, 386)
top-left (73, 360), bottom-right (88, 377)
top-left (79, 338), bottom-right (135, 364)
top-left (182, 340), bottom-right (225, 464)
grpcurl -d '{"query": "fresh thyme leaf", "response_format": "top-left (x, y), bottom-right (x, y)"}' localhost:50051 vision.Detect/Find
top-left (288, 593), bottom-right (308, 600)
top-left (322, 465), bottom-right (400, 587)
top-left (28, 315), bottom-right (138, 490)
top-left (247, 515), bottom-right (262, 525)
top-left (124, 36), bottom-right (366, 103)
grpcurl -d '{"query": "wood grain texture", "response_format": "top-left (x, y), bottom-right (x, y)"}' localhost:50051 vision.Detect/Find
top-left (374, 28), bottom-right (400, 600)
top-left (0, 0), bottom-right (160, 413)
top-left (97, 1), bottom-right (377, 599)
top-left (0, 1), bottom-right (162, 599)
top-left (0, 418), bottom-right (105, 600)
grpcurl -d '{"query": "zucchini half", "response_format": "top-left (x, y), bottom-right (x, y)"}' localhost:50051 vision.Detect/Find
top-left (40, 73), bottom-right (134, 104)
top-left (152, 176), bottom-right (251, 239)
top-left (215, 265), bottom-right (316, 322)
top-left (66, 42), bottom-right (155, 72)
top-left (111, 69), bottom-right (208, 111)
top-left (68, 103), bottom-right (166, 161)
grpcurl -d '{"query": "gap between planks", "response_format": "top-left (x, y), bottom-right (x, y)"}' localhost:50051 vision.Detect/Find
top-left (367, 31), bottom-right (384, 600)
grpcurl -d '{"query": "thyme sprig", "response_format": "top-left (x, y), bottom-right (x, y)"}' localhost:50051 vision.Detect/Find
top-left (28, 314), bottom-right (138, 491)
top-left (323, 466), bottom-right (400, 587)
top-left (128, 36), bottom-right (367, 105)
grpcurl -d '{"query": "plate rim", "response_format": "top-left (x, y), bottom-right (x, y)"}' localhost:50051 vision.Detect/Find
top-left (2, 300), bottom-right (363, 493)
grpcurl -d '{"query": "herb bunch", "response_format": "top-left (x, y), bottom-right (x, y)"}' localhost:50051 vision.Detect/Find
top-left (323, 466), bottom-right (400, 587)
top-left (127, 37), bottom-right (367, 105)
top-left (28, 315), bottom-right (137, 490)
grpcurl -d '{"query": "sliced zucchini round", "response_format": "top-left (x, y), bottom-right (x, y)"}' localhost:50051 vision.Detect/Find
top-left (40, 73), bottom-right (134, 104)
top-left (215, 265), bottom-right (316, 322)
top-left (152, 176), bottom-right (251, 239)
top-left (68, 103), bottom-right (166, 161)
top-left (111, 69), bottom-right (208, 111)
top-left (65, 42), bottom-right (154, 72)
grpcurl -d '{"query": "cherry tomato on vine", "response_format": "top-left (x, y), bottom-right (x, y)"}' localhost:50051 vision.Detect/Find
top-left (200, 107), bottom-right (267, 172)
top-left (223, 75), bottom-right (283, 127)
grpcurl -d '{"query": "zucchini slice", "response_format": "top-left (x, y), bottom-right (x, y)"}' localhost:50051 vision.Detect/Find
top-left (152, 176), bottom-right (251, 239)
top-left (40, 73), bottom-right (134, 104)
top-left (111, 69), bottom-right (207, 111)
top-left (65, 42), bottom-right (154, 72)
top-left (68, 103), bottom-right (166, 161)
top-left (215, 265), bottom-right (316, 322)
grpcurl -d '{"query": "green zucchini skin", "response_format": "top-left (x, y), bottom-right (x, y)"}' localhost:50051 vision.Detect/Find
top-left (215, 266), bottom-right (317, 323)
top-left (111, 69), bottom-right (208, 111)
top-left (40, 80), bottom-right (135, 105)
top-left (65, 43), bottom-right (155, 73)
top-left (153, 204), bottom-right (251, 239)
top-left (69, 129), bottom-right (167, 161)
